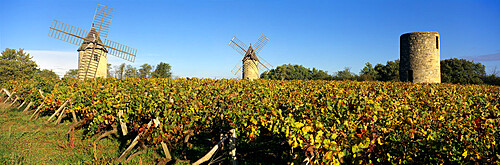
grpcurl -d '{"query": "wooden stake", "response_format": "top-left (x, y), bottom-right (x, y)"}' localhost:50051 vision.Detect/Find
top-left (29, 102), bottom-right (44, 120)
top-left (116, 120), bottom-right (152, 162)
top-left (71, 109), bottom-right (78, 123)
top-left (2, 89), bottom-right (12, 97)
top-left (47, 99), bottom-right (69, 123)
top-left (9, 96), bottom-right (19, 107)
top-left (193, 134), bottom-right (228, 165)
top-left (54, 107), bottom-right (67, 125)
top-left (3, 94), bottom-right (12, 103)
top-left (161, 141), bottom-right (172, 160)
top-left (118, 110), bottom-right (128, 135)
top-left (117, 132), bottom-right (144, 162)
top-left (39, 89), bottom-right (45, 99)
top-left (125, 142), bottom-right (148, 162)
top-left (229, 129), bottom-right (237, 165)
top-left (3, 91), bottom-right (15, 103)
top-left (18, 100), bottom-right (27, 109)
top-left (22, 101), bottom-right (33, 113)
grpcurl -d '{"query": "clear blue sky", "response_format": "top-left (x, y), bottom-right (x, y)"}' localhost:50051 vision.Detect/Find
top-left (1, 0), bottom-right (499, 78)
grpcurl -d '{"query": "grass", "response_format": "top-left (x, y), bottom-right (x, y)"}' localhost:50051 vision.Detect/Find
top-left (0, 97), bottom-right (294, 165)
top-left (0, 102), bottom-right (162, 164)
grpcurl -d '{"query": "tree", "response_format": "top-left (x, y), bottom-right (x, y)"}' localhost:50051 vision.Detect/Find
top-left (107, 63), bottom-right (112, 78)
top-left (0, 48), bottom-right (38, 83)
top-left (311, 68), bottom-right (332, 80)
top-left (124, 64), bottom-right (138, 78)
top-left (374, 60), bottom-right (399, 81)
top-left (441, 58), bottom-right (485, 84)
top-left (64, 69), bottom-right (79, 78)
top-left (261, 64), bottom-right (331, 80)
top-left (152, 62), bottom-right (172, 78)
top-left (114, 63), bottom-right (126, 79)
top-left (139, 63), bottom-right (153, 78)
top-left (38, 69), bottom-right (59, 79)
top-left (334, 67), bottom-right (356, 80)
top-left (359, 62), bottom-right (377, 81)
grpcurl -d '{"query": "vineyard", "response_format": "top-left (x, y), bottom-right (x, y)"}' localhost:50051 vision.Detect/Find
top-left (1, 77), bottom-right (499, 164)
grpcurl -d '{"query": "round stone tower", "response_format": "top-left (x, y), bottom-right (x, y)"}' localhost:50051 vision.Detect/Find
top-left (400, 31), bottom-right (441, 83)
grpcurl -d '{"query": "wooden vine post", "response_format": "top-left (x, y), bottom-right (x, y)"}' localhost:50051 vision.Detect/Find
top-left (118, 110), bottom-right (128, 135)
top-left (18, 100), bottom-right (27, 109)
top-left (46, 99), bottom-right (70, 123)
top-left (193, 129), bottom-right (236, 165)
top-left (30, 89), bottom-right (46, 120)
top-left (116, 119), bottom-right (157, 162)
top-left (23, 101), bottom-right (33, 113)
top-left (29, 102), bottom-right (44, 120)
top-left (1, 88), bottom-right (12, 101)
top-left (229, 129), bottom-right (237, 165)
top-left (9, 96), bottom-right (19, 107)
top-left (3, 92), bottom-right (14, 103)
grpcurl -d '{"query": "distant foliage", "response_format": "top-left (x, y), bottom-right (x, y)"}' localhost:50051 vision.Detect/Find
top-left (38, 69), bottom-right (59, 79)
top-left (124, 64), bottom-right (138, 78)
top-left (107, 63), bottom-right (112, 78)
top-left (260, 64), bottom-right (331, 80)
top-left (139, 64), bottom-right (153, 78)
top-left (0, 48), bottom-right (41, 83)
top-left (441, 58), bottom-right (485, 84)
top-left (358, 62), bottom-right (377, 81)
top-left (152, 62), bottom-right (172, 78)
top-left (374, 60), bottom-right (400, 82)
top-left (482, 75), bottom-right (500, 86)
top-left (64, 69), bottom-right (78, 79)
top-left (333, 67), bottom-right (356, 80)
top-left (114, 63), bottom-right (126, 79)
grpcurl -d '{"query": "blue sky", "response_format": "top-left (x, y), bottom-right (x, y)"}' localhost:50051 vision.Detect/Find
top-left (1, 0), bottom-right (499, 78)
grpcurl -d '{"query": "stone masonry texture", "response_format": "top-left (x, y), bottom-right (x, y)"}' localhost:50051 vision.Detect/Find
top-left (400, 31), bottom-right (441, 83)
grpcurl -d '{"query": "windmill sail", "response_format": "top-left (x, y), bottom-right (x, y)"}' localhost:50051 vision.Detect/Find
top-left (229, 37), bottom-right (248, 56)
top-left (103, 39), bottom-right (137, 62)
top-left (253, 34), bottom-right (269, 55)
top-left (48, 20), bottom-right (87, 45)
top-left (93, 4), bottom-right (114, 38)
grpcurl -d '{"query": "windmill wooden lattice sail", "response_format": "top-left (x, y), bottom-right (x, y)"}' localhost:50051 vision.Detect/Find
top-left (49, 4), bottom-right (137, 80)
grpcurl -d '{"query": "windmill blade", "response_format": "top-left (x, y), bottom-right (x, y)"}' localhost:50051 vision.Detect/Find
top-left (93, 4), bottom-right (115, 38)
top-left (48, 20), bottom-right (87, 45)
top-left (231, 63), bottom-right (242, 77)
top-left (228, 36), bottom-right (248, 56)
top-left (253, 34), bottom-right (269, 55)
top-left (256, 54), bottom-right (273, 71)
top-left (103, 39), bottom-right (137, 62)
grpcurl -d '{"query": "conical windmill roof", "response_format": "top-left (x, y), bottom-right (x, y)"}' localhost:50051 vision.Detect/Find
top-left (243, 45), bottom-right (259, 61)
top-left (77, 27), bottom-right (108, 53)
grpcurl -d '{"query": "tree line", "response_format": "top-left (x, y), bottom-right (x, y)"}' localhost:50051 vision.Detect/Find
top-left (0, 48), bottom-right (173, 82)
top-left (0, 48), bottom-right (58, 83)
top-left (261, 58), bottom-right (500, 85)
top-left (63, 62), bottom-right (172, 79)
top-left (1, 48), bottom-right (498, 85)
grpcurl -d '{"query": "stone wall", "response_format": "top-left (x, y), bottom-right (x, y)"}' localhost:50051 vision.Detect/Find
top-left (243, 59), bottom-right (259, 80)
top-left (400, 31), bottom-right (441, 83)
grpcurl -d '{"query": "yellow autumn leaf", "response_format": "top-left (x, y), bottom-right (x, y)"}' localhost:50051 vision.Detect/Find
top-left (462, 150), bottom-right (467, 158)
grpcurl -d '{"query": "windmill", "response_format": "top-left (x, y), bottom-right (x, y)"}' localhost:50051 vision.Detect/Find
top-left (229, 35), bottom-right (273, 80)
top-left (49, 4), bottom-right (137, 80)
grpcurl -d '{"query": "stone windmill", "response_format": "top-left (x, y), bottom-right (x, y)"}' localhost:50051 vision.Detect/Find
top-left (229, 35), bottom-right (273, 79)
top-left (49, 4), bottom-right (137, 80)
